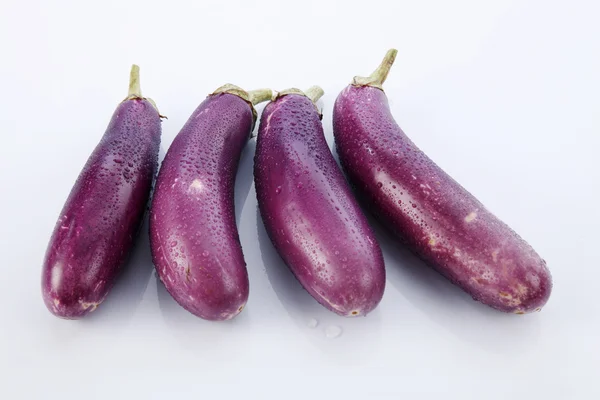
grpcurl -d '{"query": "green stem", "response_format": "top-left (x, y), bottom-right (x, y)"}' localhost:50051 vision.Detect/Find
top-left (371, 48), bottom-right (398, 86)
top-left (305, 86), bottom-right (324, 104)
top-left (352, 49), bottom-right (398, 89)
top-left (128, 64), bottom-right (142, 98)
top-left (248, 88), bottom-right (273, 105)
top-left (211, 84), bottom-right (275, 129)
top-left (122, 65), bottom-right (163, 116)
top-left (275, 87), bottom-right (324, 119)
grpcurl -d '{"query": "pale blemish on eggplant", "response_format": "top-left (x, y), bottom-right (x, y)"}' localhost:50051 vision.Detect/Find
top-left (79, 300), bottom-right (99, 312)
top-left (188, 179), bottom-right (204, 192)
top-left (465, 212), bottom-right (477, 223)
top-left (491, 249), bottom-right (500, 262)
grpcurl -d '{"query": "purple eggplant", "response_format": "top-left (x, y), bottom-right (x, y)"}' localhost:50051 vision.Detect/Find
top-left (333, 49), bottom-right (552, 314)
top-left (150, 85), bottom-right (272, 321)
top-left (41, 65), bottom-right (162, 319)
top-left (254, 87), bottom-right (386, 317)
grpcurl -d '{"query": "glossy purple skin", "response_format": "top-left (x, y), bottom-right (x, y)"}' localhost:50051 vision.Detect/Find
top-left (254, 94), bottom-right (385, 317)
top-left (333, 85), bottom-right (552, 313)
top-left (150, 93), bottom-right (250, 321)
top-left (41, 99), bottom-right (161, 319)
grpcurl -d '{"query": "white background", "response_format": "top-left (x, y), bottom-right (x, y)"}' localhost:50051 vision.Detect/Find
top-left (1, 0), bottom-right (598, 398)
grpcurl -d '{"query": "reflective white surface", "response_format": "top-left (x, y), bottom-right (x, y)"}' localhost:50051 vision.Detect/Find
top-left (1, 0), bottom-right (599, 399)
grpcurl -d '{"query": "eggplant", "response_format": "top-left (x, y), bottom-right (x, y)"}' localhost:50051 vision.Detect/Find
top-left (255, 87), bottom-right (386, 317)
top-left (333, 49), bottom-right (552, 313)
